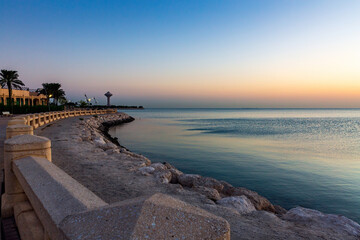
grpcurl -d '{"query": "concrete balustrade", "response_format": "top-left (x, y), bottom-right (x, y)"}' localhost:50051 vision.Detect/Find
top-left (8, 118), bottom-right (27, 126)
top-left (10, 155), bottom-right (230, 240)
top-left (9, 108), bottom-right (116, 131)
top-left (2, 134), bottom-right (51, 218)
top-left (6, 124), bottom-right (33, 139)
top-left (13, 156), bottom-right (108, 239)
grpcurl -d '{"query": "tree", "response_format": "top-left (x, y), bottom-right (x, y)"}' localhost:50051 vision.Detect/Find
top-left (0, 69), bottom-right (25, 113)
top-left (52, 86), bottom-right (66, 105)
top-left (78, 100), bottom-right (88, 108)
top-left (37, 83), bottom-right (66, 106)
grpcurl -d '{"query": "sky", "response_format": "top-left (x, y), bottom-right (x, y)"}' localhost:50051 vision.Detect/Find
top-left (1, 0), bottom-right (360, 108)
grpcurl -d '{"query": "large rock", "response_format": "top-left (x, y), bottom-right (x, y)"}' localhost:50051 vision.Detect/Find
top-left (193, 186), bottom-right (221, 201)
top-left (60, 193), bottom-right (231, 240)
top-left (217, 196), bottom-right (256, 214)
top-left (283, 207), bottom-right (360, 238)
top-left (178, 174), bottom-right (201, 187)
top-left (150, 162), bottom-right (167, 171)
top-left (94, 137), bottom-right (106, 148)
top-left (225, 186), bottom-right (276, 213)
top-left (138, 166), bottom-right (155, 176)
top-left (178, 174), bottom-right (224, 193)
top-left (154, 170), bottom-right (172, 184)
top-left (163, 162), bottom-right (183, 183)
top-left (194, 177), bottom-right (224, 192)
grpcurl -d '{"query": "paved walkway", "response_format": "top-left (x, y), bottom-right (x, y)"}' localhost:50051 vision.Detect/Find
top-left (0, 118), bottom-right (10, 240)
top-left (0, 118), bottom-right (9, 179)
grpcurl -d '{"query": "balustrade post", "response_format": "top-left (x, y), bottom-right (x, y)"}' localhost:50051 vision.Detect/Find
top-left (1, 135), bottom-right (51, 217)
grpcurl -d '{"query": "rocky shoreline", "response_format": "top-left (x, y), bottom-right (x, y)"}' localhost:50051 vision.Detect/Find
top-left (37, 113), bottom-right (360, 239)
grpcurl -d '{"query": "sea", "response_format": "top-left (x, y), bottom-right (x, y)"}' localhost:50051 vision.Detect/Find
top-left (108, 108), bottom-right (360, 223)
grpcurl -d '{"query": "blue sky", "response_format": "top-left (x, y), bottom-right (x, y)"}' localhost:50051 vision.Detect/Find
top-left (1, 0), bottom-right (359, 107)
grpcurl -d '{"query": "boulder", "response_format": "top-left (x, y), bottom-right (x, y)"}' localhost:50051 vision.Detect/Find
top-left (178, 174), bottom-right (201, 188)
top-left (102, 142), bottom-right (117, 150)
top-left (94, 137), bottom-right (106, 147)
top-left (150, 162), bottom-right (167, 171)
top-left (274, 205), bottom-right (287, 215)
top-left (168, 168), bottom-right (183, 184)
top-left (231, 187), bottom-right (275, 212)
top-left (105, 149), bottom-right (120, 155)
top-left (217, 196), bottom-right (256, 214)
top-left (138, 166), bottom-right (155, 176)
top-left (162, 162), bottom-right (183, 183)
top-left (283, 207), bottom-right (360, 237)
top-left (194, 177), bottom-right (224, 192)
top-left (154, 170), bottom-right (172, 184)
top-left (220, 180), bottom-right (235, 196)
top-left (193, 186), bottom-right (221, 201)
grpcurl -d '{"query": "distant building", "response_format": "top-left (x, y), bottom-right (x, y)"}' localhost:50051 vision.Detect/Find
top-left (0, 87), bottom-right (47, 106)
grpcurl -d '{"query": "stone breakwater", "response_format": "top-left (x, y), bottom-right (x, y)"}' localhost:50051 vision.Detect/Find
top-left (41, 113), bottom-right (360, 239)
top-left (79, 113), bottom-right (283, 214)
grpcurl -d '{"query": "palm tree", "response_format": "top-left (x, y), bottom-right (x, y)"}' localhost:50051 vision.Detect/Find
top-left (37, 83), bottom-right (53, 107)
top-left (37, 83), bottom-right (66, 106)
top-left (52, 84), bottom-right (66, 105)
top-left (0, 70), bottom-right (25, 113)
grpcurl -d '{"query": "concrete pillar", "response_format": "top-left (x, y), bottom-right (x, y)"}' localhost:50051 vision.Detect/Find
top-left (49, 112), bottom-right (52, 123)
top-left (6, 124), bottom-right (33, 139)
top-left (30, 114), bottom-right (36, 129)
top-left (26, 115), bottom-right (31, 126)
top-left (33, 114), bottom-right (39, 129)
top-left (8, 118), bottom-right (27, 126)
top-left (43, 113), bottom-right (48, 124)
top-left (2, 134), bottom-right (51, 217)
top-left (39, 113), bottom-right (45, 126)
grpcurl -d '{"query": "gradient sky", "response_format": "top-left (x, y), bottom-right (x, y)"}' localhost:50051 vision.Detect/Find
top-left (1, 0), bottom-right (360, 107)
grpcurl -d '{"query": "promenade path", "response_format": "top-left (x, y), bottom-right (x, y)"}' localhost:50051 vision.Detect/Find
top-left (0, 118), bottom-right (9, 181)
top-left (0, 118), bottom-right (10, 240)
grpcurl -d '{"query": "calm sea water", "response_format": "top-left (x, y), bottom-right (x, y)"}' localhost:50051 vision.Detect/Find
top-left (109, 108), bottom-right (360, 222)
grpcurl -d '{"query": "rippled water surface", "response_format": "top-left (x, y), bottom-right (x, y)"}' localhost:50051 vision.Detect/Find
top-left (109, 109), bottom-right (360, 222)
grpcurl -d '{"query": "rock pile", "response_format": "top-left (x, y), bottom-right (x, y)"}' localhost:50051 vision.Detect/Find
top-left (68, 113), bottom-right (360, 239)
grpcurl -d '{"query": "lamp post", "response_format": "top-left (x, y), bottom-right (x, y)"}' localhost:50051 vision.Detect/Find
top-left (48, 94), bottom-right (52, 111)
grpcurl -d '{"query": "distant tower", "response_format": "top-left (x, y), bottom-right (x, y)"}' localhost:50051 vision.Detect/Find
top-left (104, 91), bottom-right (113, 106)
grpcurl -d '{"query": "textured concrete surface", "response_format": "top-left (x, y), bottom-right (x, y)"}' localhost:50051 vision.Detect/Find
top-left (14, 201), bottom-right (45, 240)
top-left (7, 118), bottom-right (26, 126)
top-left (2, 134), bottom-right (52, 218)
top-left (17, 210), bottom-right (44, 240)
top-left (12, 156), bottom-right (108, 239)
top-left (1, 116), bottom-right (10, 237)
top-left (0, 118), bottom-right (9, 173)
top-left (60, 193), bottom-right (230, 240)
top-left (4, 134), bottom-right (50, 153)
top-left (13, 201), bottom-right (33, 224)
top-left (6, 124), bottom-right (33, 139)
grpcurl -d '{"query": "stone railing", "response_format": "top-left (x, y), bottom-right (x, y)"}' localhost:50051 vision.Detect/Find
top-left (1, 110), bottom-right (231, 239)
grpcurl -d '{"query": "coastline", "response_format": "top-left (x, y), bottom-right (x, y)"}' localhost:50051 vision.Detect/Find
top-left (36, 113), bottom-right (360, 239)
